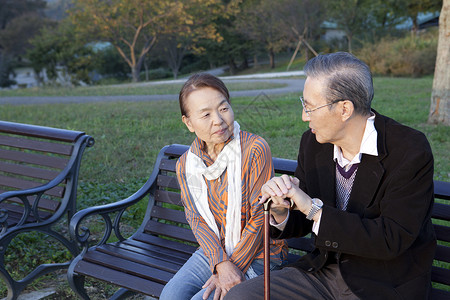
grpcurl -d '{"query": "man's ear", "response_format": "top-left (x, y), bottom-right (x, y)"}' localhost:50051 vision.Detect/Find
top-left (341, 100), bottom-right (354, 121)
top-left (182, 115), bottom-right (195, 133)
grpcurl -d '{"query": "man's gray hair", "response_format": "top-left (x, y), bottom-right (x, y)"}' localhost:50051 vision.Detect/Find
top-left (304, 52), bottom-right (373, 115)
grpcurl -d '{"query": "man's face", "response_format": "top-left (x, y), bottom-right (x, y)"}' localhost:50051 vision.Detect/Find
top-left (301, 77), bottom-right (343, 144)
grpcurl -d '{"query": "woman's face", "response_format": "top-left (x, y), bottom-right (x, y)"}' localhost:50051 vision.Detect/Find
top-left (182, 87), bottom-right (234, 150)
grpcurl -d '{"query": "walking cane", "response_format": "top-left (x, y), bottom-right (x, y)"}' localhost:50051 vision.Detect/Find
top-left (263, 198), bottom-right (294, 300)
top-left (263, 198), bottom-right (273, 300)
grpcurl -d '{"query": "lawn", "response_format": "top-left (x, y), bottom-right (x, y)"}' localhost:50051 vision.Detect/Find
top-left (0, 75), bottom-right (449, 298)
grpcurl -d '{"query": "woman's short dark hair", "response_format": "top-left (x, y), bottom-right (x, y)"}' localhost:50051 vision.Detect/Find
top-left (304, 52), bottom-right (373, 115)
top-left (179, 73), bottom-right (230, 116)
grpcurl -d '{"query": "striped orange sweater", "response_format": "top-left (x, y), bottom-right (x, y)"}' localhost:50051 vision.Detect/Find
top-left (176, 131), bottom-right (287, 273)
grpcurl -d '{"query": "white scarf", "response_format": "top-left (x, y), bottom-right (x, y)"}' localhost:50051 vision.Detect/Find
top-left (185, 121), bottom-right (242, 256)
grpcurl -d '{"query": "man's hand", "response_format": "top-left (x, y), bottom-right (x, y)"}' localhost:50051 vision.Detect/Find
top-left (260, 175), bottom-right (312, 217)
top-left (212, 260), bottom-right (245, 299)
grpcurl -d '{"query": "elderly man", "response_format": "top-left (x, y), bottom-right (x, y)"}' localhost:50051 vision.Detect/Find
top-left (224, 52), bottom-right (436, 300)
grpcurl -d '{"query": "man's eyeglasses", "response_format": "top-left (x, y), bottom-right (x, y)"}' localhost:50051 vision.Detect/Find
top-left (299, 96), bottom-right (345, 116)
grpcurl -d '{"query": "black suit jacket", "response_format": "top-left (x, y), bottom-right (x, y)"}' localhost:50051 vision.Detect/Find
top-left (272, 112), bottom-right (436, 300)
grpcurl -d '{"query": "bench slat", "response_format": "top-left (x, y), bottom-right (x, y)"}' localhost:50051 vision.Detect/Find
top-left (84, 250), bottom-right (177, 281)
top-left (0, 135), bottom-right (73, 156)
top-left (73, 260), bottom-right (165, 297)
top-left (110, 240), bottom-right (190, 264)
top-left (0, 161), bottom-right (60, 181)
top-left (123, 238), bottom-right (194, 260)
top-left (286, 237), bottom-right (315, 253)
top-left (433, 202), bottom-right (450, 222)
top-left (151, 205), bottom-right (189, 225)
top-left (431, 288), bottom-right (450, 300)
top-left (157, 174), bottom-right (180, 190)
top-left (431, 265), bottom-right (450, 285)
top-left (132, 233), bottom-right (197, 255)
top-left (434, 224), bottom-right (450, 243)
top-left (2, 196), bottom-right (60, 212)
top-left (159, 158), bottom-right (177, 173)
top-left (434, 244), bottom-right (450, 263)
top-left (0, 148), bottom-right (68, 169)
top-left (144, 220), bottom-right (196, 244)
top-left (0, 203), bottom-right (53, 225)
top-left (94, 244), bottom-right (182, 272)
top-left (0, 200), bottom-right (57, 216)
top-left (435, 181), bottom-right (450, 201)
top-left (0, 175), bottom-right (65, 198)
top-left (155, 190), bottom-right (182, 206)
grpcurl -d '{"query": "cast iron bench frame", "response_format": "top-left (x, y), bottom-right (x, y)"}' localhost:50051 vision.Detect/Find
top-left (0, 121), bottom-right (94, 299)
top-left (67, 144), bottom-right (450, 299)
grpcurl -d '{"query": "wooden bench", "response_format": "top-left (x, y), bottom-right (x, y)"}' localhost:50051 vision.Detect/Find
top-left (67, 144), bottom-right (450, 299)
top-left (0, 121), bottom-right (94, 299)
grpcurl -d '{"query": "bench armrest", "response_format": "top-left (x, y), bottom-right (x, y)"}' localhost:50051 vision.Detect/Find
top-left (69, 174), bottom-right (156, 249)
top-left (0, 182), bottom-right (64, 233)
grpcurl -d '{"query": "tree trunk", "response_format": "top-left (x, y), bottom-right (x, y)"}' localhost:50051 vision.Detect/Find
top-left (428, 0), bottom-right (450, 125)
top-left (347, 33), bottom-right (353, 53)
top-left (144, 60), bottom-right (149, 81)
top-left (131, 65), bottom-right (140, 82)
top-left (228, 57), bottom-right (238, 75)
top-left (269, 50), bottom-right (275, 69)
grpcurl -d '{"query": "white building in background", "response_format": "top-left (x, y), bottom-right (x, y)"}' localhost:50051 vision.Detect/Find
top-left (321, 21), bottom-right (347, 43)
top-left (9, 68), bottom-right (41, 88)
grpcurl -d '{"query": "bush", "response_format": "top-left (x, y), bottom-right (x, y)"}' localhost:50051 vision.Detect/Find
top-left (357, 29), bottom-right (438, 77)
top-left (139, 67), bottom-right (172, 81)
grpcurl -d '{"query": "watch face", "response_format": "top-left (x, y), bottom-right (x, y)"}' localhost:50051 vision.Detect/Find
top-left (313, 198), bottom-right (323, 207)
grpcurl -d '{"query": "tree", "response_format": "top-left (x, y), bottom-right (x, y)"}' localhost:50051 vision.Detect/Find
top-left (0, 13), bottom-right (48, 57)
top-left (156, 0), bottom-right (226, 79)
top-left (394, 0), bottom-right (442, 34)
top-left (70, 0), bottom-right (230, 82)
top-left (325, 0), bottom-right (373, 53)
top-left (0, 0), bottom-right (48, 87)
top-left (0, 0), bottom-right (46, 30)
top-left (27, 20), bottom-right (94, 86)
top-left (69, 0), bottom-right (185, 82)
top-left (428, 0), bottom-right (449, 125)
top-left (237, 0), bottom-right (295, 68)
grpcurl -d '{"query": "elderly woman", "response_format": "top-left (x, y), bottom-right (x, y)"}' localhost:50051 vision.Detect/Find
top-left (160, 73), bottom-right (287, 300)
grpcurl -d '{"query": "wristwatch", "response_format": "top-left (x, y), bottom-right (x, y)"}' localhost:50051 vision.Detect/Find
top-left (306, 198), bottom-right (323, 220)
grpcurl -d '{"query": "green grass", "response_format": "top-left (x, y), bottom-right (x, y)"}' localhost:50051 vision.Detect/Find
top-left (0, 81), bottom-right (286, 97)
top-left (0, 75), bottom-right (449, 297)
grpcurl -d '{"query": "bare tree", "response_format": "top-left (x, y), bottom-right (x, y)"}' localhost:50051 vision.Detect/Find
top-left (428, 0), bottom-right (449, 125)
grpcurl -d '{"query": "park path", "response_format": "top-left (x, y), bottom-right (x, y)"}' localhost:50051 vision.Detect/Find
top-left (0, 71), bottom-right (305, 105)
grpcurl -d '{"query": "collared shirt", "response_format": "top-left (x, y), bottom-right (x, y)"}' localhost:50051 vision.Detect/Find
top-left (334, 113), bottom-right (378, 170)
top-left (273, 113), bottom-right (378, 234)
top-left (177, 131), bottom-right (288, 273)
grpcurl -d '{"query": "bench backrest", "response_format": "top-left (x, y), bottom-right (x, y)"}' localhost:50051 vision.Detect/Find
top-left (0, 121), bottom-right (94, 228)
top-left (146, 144), bottom-right (450, 295)
top-left (142, 144), bottom-right (197, 247)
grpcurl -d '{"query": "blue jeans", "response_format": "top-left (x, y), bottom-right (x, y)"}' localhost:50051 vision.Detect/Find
top-left (160, 248), bottom-right (281, 300)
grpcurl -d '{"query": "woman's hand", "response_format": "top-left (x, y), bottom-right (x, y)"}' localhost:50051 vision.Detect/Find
top-left (202, 274), bottom-right (218, 300)
top-left (212, 260), bottom-right (245, 299)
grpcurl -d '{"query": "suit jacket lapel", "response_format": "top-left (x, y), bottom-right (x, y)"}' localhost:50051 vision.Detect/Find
top-left (316, 145), bottom-right (336, 206)
top-left (347, 110), bottom-right (387, 215)
top-left (347, 155), bottom-right (385, 214)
